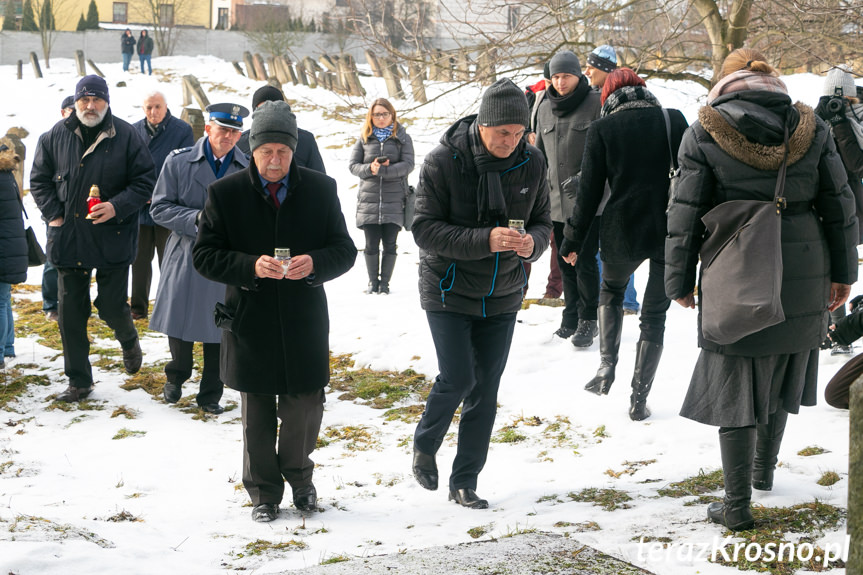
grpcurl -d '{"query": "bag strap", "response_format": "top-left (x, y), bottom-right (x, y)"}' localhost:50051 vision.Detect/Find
top-left (2, 143), bottom-right (31, 221)
top-left (661, 108), bottom-right (677, 178)
top-left (774, 114), bottom-right (791, 209)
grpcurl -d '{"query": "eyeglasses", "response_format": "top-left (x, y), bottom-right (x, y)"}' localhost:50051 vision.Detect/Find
top-left (372, 112), bottom-right (392, 119)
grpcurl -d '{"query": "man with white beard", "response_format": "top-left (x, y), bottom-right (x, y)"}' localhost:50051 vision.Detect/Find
top-left (31, 75), bottom-right (155, 402)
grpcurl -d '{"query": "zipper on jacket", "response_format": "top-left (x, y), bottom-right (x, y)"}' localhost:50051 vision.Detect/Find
top-left (439, 262), bottom-right (456, 308)
top-left (378, 141), bottom-right (385, 225)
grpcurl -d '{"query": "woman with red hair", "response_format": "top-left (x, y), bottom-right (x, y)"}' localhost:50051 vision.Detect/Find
top-left (560, 68), bottom-right (688, 420)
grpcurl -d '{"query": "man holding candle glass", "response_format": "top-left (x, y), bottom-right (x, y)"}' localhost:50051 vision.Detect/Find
top-left (193, 100), bottom-right (356, 523)
top-left (410, 79), bottom-right (552, 508)
top-left (30, 75), bottom-right (155, 402)
top-left (149, 102), bottom-right (249, 414)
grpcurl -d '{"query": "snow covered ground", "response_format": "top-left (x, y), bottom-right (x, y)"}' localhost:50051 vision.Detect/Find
top-left (0, 55), bottom-right (856, 574)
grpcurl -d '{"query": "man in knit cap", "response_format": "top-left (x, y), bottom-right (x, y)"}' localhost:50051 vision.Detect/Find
top-left (193, 100), bottom-right (356, 522)
top-left (30, 74), bottom-right (155, 402)
top-left (410, 78), bottom-right (552, 509)
top-left (585, 44), bottom-right (618, 89)
top-left (535, 50), bottom-right (602, 347)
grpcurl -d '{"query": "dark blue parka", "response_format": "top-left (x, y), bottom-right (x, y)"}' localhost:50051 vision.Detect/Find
top-left (30, 109), bottom-right (155, 269)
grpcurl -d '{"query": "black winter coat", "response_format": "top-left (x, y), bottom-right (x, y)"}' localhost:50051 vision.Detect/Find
top-left (0, 140), bottom-right (26, 285)
top-left (413, 116), bottom-right (552, 317)
top-left (565, 106), bottom-right (688, 263)
top-left (666, 97), bottom-right (858, 357)
top-left (193, 161), bottom-right (357, 395)
top-left (30, 110), bottom-right (155, 269)
top-left (121, 32), bottom-right (136, 54)
top-left (829, 110), bottom-right (863, 243)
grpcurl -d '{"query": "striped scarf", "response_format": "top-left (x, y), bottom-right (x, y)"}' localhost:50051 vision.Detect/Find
top-left (601, 85), bottom-right (661, 117)
top-left (707, 70), bottom-right (788, 104)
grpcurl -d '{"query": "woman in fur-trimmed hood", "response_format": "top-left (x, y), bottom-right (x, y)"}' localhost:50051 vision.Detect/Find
top-left (0, 137), bottom-right (26, 365)
top-left (665, 48), bottom-right (858, 533)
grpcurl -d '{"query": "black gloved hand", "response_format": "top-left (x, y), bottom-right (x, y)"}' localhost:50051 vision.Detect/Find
top-left (815, 96), bottom-right (848, 126)
top-left (849, 294), bottom-right (863, 313)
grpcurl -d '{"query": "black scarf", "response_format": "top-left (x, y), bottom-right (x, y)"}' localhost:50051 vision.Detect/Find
top-left (547, 76), bottom-right (591, 118)
top-left (468, 121), bottom-right (521, 224)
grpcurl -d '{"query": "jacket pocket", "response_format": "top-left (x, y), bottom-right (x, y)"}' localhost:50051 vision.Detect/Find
top-left (53, 172), bottom-right (69, 203)
top-left (93, 222), bottom-right (136, 265)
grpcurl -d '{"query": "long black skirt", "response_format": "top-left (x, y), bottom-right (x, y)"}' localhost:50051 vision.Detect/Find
top-left (679, 348), bottom-right (819, 427)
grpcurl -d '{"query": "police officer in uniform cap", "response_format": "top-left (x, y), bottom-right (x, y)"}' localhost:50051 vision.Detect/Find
top-left (148, 101), bottom-right (249, 414)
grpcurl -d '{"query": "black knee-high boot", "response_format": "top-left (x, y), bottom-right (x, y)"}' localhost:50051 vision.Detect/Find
top-left (752, 408), bottom-right (788, 491)
top-left (379, 253), bottom-right (397, 294)
top-left (708, 426), bottom-right (756, 531)
top-left (364, 253), bottom-right (380, 294)
top-left (628, 340), bottom-right (662, 420)
top-left (585, 305), bottom-right (624, 395)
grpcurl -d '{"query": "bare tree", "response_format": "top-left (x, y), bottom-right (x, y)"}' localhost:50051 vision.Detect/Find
top-left (348, 0), bottom-right (862, 95)
top-left (29, 0), bottom-right (71, 68)
top-left (235, 3), bottom-right (305, 60)
top-left (133, 0), bottom-right (193, 56)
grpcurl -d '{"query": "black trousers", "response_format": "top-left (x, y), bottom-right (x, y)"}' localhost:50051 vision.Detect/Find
top-left (130, 224), bottom-right (170, 316)
top-left (599, 255), bottom-right (670, 344)
top-left (241, 389), bottom-right (325, 506)
top-left (415, 310), bottom-right (517, 491)
top-left (166, 336), bottom-right (223, 406)
top-left (363, 223), bottom-right (400, 256)
top-left (58, 267), bottom-right (138, 388)
top-left (553, 221), bottom-right (599, 328)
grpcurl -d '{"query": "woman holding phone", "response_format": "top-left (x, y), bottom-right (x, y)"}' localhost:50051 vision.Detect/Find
top-left (350, 98), bottom-right (415, 294)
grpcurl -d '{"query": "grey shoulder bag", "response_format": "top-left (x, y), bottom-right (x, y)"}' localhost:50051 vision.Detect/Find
top-left (698, 123), bottom-right (789, 345)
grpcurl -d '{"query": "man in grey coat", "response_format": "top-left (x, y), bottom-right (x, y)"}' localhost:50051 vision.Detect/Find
top-left (535, 50), bottom-right (602, 347)
top-left (149, 102), bottom-right (249, 413)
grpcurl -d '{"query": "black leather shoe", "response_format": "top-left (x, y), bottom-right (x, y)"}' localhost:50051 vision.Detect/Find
top-left (293, 484), bottom-right (317, 512)
top-left (199, 403), bottom-right (224, 414)
top-left (412, 447), bottom-right (438, 490)
top-left (449, 488), bottom-right (488, 509)
top-left (163, 383), bottom-right (181, 403)
top-left (56, 385), bottom-right (93, 403)
top-left (251, 502), bottom-right (279, 522)
top-left (122, 338), bottom-right (142, 374)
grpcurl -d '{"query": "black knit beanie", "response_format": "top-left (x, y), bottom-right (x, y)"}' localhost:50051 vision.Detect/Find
top-left (477, 78), bottom-right (529, 127)
top-left (252, 85), bottom-right (285, 109)
top-left (549, 50), bottom-right (582, 77)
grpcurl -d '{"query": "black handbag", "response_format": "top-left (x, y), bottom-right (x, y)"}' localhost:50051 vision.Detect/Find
top-left (697, 125), bottom-right (789, 345)
top-left (13, 183), bottom-right (47, 267)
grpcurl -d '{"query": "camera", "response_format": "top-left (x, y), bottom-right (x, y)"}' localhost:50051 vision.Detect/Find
top-left (826, 96), bottom-right (845, 114)
top-left (375, 155), bottom-right (389, 163)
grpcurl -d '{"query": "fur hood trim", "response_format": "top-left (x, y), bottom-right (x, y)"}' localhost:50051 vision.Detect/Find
top-left (0, 137), bottom-right (20, 171)
top-left (698, 102), bottom-right (816, 171)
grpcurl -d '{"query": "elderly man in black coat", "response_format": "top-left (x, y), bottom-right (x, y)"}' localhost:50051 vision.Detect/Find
top-left (30, 75), bottom-right (155, 402)
top-left (193, 100), bottom-right (356, 523)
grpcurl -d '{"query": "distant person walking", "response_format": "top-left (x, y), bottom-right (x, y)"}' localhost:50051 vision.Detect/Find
top-left (121, 29), bottom-right (136, 72)
top-left (349, 98), bottom-right (415, 294)
top-left (138, 30), bottom-right (153, 75)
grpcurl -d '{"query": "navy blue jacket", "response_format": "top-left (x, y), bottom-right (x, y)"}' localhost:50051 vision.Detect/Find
top-left (30, 110), bottom-right (155, 269)
top-left (133, 110), bottom-right (194, 226)
top-left (0, 140), bottom-right (26, 284)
